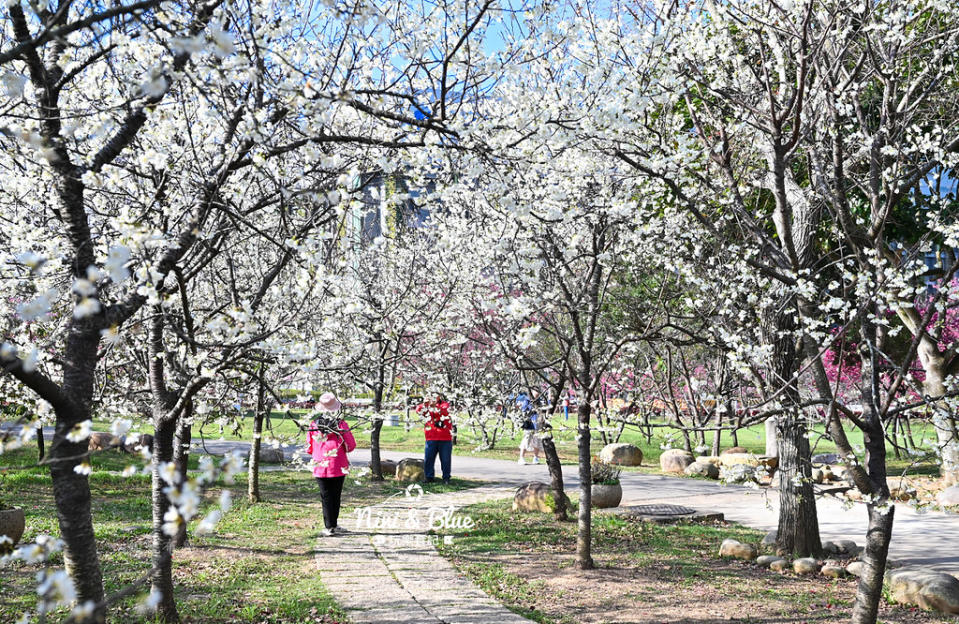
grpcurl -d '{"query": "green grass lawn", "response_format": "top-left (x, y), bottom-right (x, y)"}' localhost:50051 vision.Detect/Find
top-left (0, 443), bottom-right (482, 624)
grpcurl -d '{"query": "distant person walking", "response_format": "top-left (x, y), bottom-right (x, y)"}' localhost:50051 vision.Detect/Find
top-left (307, 392), bottom-right (357, 537)
top-left (516, 394), bottom-right (543, 465)
top-left (417, 393), bottom-right (453, 484)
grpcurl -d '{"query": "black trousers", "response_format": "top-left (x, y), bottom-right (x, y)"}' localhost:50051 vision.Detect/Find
top-left (316, 476), bottom-right (346, 529)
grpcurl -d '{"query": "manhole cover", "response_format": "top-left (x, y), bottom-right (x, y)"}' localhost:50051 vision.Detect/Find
top-left (628, 504), bottom-right (695, 516)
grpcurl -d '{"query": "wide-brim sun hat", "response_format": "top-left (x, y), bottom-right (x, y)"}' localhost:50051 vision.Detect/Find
top-left (317, 392), bottom-right (342, 412)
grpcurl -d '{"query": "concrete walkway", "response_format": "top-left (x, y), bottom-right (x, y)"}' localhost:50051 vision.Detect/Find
top-left (314, 484), bottom-right (531, 624)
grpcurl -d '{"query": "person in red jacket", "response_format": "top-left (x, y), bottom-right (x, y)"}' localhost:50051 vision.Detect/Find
top-left (417, 393), bottom-right (453, 484)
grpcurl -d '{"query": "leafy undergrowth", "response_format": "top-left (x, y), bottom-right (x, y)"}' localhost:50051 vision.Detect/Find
top-left (0, 453), bottom-right (482, 623)
top-left (438, 500), bottom-right (950, 624)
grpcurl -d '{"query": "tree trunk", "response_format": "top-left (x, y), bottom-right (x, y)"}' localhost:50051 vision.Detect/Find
top-left (851, 505), bottom-right (895, 624)
top-left (370, 381), bottom-right (385, 481)
top-left (543, 374), bottom-right (570, 521)
top-left (151, 413), bottom-right (180, 623)
top-left (36, 423), bottom-right (45, 462)
top-left (50, 325), bottom-right (106, 618)
top-left (766, 297), bottom-right (821, 557)
top-left (173, 400), bottom-right (192, 549)
top-left (775, 414), bottom-right (821, 557)
top-left (248, 366), bottom-right (267, 504)
top-left (576, 401), bottom-right (594, 569)
top-left (711, 410), bottom-right (722, 456)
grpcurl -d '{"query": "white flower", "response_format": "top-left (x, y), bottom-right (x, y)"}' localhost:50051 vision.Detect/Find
top-left (72, 278), bottom-right (97, 297)
top-left (73, 462), bottom-right (92, 475)
top-left (0, 343), bottom-right (17, 360)
top-left (209, 24), bottom-right (236, 57)
top-left (105, 246), bottom-right (131, 282)
top-left (17, 292), bottom-right (55, 321)
top-left (158, 461), bottom-right (181, 485)
top-left (198, 456), bottom-right (216, 484)
top-left (74, 297), bottom-right (102, 319)
top-left (121, 465), bottom-right (138, 478)
top-left (194, 510), bottom-right (222, 535)
top-left (71, 601), bottom-right (96, 620)
top-left (111, 418), bottom-right (133, 438)
top-left (140, 74), bottom-right (169, 98)
top-left (36, 569), bottom-right (76, 611)
top-left (219, 490), bottom-right (232, 512)
top-left (161, 507), bottom-right (181, 536)
top-left (137, 588), bottom-right (163, 614)
top-left (15, 251), bottom-right (45, 273)
top-left (21, 348), bottom-right (38, 373)
top-left (100, 325), bottom-right (121, 346)
top-left (65, 420), bottom-right (92, 443)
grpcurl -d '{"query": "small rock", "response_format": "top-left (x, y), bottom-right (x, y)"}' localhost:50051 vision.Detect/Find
top-left (660, 449), bottom-right (695, 474)
top-left (513, 482), bottom-right (553, 513)
top-left (822, 565), bottom-right (846, 579)
top-left (718, 538), bottom-right (758, 560)
top-left (794, 558), bottom-right (820, 574)
top-left (684, 461), bottom-right (720, 479)
top-left (699, 456), bottom-right (723, 466)
top-left (257, 447), bottom-right (285, 464)
top-left (600, 443), bottom-right (643, 466)
top-left (377, 459), bottom-right (398, 477)
top-left (938, 485), bottom-right (959, 507)
top-left (887, 568), bottom-right (959, 614)
top-left (722, 446), bottom-right (749, 455)
top-left (770, 559), bottom-right (790, 572)
top-left (811, 469), bottom-right (825, 484)
top-left (396, 458), bottom-right (425, 482)
top-left (846, 561), bottom-right (866, 577)
top-left (836, 539), bottom-right (858, 555)
top-left (822, 468), bottom-right (837, 482)
top-left (761, 530), bottom-right (778, 548)
top-left (812, 453), bottom-right (841, 465)
top-left (756, 555), bottom-right (785, 568)
top-left (88, 432), bottom-right (116, 452)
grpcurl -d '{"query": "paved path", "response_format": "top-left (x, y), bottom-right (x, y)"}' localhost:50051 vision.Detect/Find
top-left (314, 485), bottom-right (530, 624)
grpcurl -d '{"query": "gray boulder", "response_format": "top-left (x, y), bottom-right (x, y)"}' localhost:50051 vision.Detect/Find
top-left (794, 558), bottom-right (820, 574)
top-left (761, 530), bottom-right (778, 549)
top-left (812, 453), bottom-right (841, 465)
top-left (660, 449), bottom-right (695, 474)
top-left (600, 443), bottom-right (643, 466)
top-left (396, 458), bottom-right (425, 482)
top-left (684, 461), bottom-right (720, 479)
top-left (513, 482), bottom-right (553, 513)
top-left (846, 561), bottom-right (866, 577)
top-left (822, 564), bottom-right (846, 579)
top-left (718, 538), bottom-right (757, 560)
top-left (378, 459), bottom-right (398, 477)
top-left (887, 568), bottom-right (959, 614)
top-left (257, 446), bottom-right (285, 464)
top-left (756, 555), bottom-right (785, 568)
top-left (770, 559), bottom-right (790, 572)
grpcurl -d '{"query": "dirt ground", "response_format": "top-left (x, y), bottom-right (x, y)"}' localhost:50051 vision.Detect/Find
top-left (476, 551), bottom-right (958, 624)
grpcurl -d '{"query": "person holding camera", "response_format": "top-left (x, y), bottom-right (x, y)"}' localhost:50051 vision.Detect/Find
top-left (307, 392), bottom-right (357, 537)
top-left (417, 393), bottom-right (453, 484)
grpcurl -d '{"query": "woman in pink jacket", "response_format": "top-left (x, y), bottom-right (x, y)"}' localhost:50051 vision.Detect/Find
top-left (307, 392), bottom-right (357, 536)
